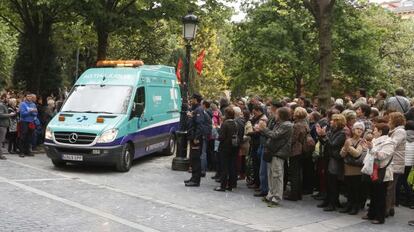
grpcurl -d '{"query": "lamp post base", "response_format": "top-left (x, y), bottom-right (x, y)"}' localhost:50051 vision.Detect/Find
top-left (172, 157), bottom-right (190, 171)
top-left (171, 130), bottom-right (189, 171)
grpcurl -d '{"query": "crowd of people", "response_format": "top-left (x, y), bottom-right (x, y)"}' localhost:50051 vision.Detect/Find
top-left (0, 91), bottom-right (63, 159)
top-left (184, 87), bottom-right (414, 225)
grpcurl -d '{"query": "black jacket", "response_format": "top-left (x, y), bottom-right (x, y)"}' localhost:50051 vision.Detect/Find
top-left (218, 119), bottom-right (238, 153)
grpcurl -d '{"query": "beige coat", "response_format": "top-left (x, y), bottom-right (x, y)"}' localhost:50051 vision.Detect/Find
top-left (340, 138), bottom-right (363, 176)
top-left (389, 126), bottom-right (407, 174)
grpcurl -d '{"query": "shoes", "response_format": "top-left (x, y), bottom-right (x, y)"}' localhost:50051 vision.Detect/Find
top-left (185, 181), bottom-right (200, 187)
top-left (267, 201), bottom-right (279, 208)
top-left (389, 208), bottom-right (395, 217)
top-left (323, 205), bottom-right (336, 212)
top-left (201, 173), bottom-right (206, 177)
top-left (214, 187), bottom-right (226, 192)
top-left (339, 207), bottom-right (351, 214)
top-left (215, 179), bottom-right (221, 183)
top-left (184, 179), bottom-right (193, 184)
top-left (25, 153), bottom-right (34, 157)
top-left (362, 215), bottom-right (372, 220)
top-left (226, 187), bottom-right (233, 191)
top-left (408, 220), bottom-right (414, 226)
top-left (262, 197), bottom-right (270, 203)
top-left (8, 150), bottom-right (15, 154)
top-left (254, 192), bottom-right (267, 197)
top-left (19, 154), bottom-right (24, 158)
top-left (0, 155), bottom-right (6, 160)
top-left (371, 220), bottom-right (384, 224)
top-left (211, 175), bottom-right (219, 180)
top-left (317, 202), bottom-right (329, 208)
top-left (348, 208), bottom-right (359, 215)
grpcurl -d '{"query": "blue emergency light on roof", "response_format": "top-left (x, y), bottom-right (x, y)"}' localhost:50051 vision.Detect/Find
top-left (96, 60), bottom-right (144, 67)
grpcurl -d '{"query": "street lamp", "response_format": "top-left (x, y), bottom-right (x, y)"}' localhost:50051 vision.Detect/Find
top-left (172, 12), bottom-right (198, 171)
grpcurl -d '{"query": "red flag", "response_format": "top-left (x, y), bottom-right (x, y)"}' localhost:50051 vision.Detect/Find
top-left (176, 57), bottom-right (183, 83)
top-left (194, 49), bottom-right (205, 75)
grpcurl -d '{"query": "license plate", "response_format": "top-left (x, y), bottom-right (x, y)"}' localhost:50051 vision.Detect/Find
top-left (62, 154), bottom-right (83, 161)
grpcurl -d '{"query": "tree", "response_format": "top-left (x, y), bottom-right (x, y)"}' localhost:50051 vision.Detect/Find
top-left (0, 17), bottom-right (18, 89)
top-left (304, 0), bottom-right (336, 109)
top-left (230, 1), bottom-right (317, 98)
top-left (0, 0), bottom-right (72, 97)
top-left (76, 0), bottom-right (197, 61)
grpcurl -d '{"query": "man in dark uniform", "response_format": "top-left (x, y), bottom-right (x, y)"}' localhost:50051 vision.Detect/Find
top-left (185, 93), bottom-right (207, 187)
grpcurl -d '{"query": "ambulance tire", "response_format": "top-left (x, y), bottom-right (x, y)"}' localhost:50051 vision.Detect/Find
top-left (52, 159), bottom-right (66, 168)
top-left (162, 134), bottom-right (176, 156)
top-left (116, 144), bottom-right (133, 172)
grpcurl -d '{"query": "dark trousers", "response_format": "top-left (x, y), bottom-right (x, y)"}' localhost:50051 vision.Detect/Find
top-left (345, 175), bottom-right (362, 210)
top-left (251, 145), bottom-right (260, 187)
top-left (302, 155), bottom-right (315, 194)
top-left (396, 166), bottom-right (413, 206)
top-left (20, 122), bottom-right (33, 155)
top-left (288, 155), bottom-right (303, 199)
top-left (317, 158), bottom-right (328, 194)
top-left (220, 148), bottom-right (238, 189)
top-left (327, 173), bottom-right (339, 207)
top-left (368, 181), bottom-right (387, 223)
top-left (189, 139), bottom-right (203, 183)
top-left (207, 139), bottom-right (215, 171)
top-left (7, 131), bottom-right (18, 152)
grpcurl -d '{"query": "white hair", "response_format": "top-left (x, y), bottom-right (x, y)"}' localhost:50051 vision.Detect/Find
top-left (233, 106), bottom-right (242, 117)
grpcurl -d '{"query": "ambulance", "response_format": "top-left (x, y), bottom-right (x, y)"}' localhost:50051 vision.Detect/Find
top-left (44, 60), bottom-right (181, 172)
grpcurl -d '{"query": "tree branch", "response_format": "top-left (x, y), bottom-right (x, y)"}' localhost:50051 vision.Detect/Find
top-left (327, 0), bottom-right (336, 12)
top-left (303, 0), bottom-right (317, 19)
top-left (118, 0), bottom-right (136, 14)
top-left (0, 14), bottom-right (23, 33)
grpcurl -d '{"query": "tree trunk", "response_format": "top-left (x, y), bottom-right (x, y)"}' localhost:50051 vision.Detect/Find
top-left (317, 12), bottom-right (333, 109)
top-left (97, 28), bottom-right (109, 61)
top-left (295, 76), bottom-right (304, 97)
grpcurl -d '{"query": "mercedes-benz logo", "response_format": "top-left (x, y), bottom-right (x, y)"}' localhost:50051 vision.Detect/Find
top-left (68, 133), bottom-right (78, 143)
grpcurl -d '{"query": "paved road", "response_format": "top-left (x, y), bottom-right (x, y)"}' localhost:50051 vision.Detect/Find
top-left (0, 152), bottom-right (412, 232)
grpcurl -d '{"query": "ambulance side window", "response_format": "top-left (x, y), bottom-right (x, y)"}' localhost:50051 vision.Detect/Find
top-left (132, 87), bottom-right (145, 118)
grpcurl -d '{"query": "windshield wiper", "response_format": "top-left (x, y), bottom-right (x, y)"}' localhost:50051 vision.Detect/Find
top-left (82, 111), bottom-right (114, 114)
top-left (62, 110), bottom-right (83, 113)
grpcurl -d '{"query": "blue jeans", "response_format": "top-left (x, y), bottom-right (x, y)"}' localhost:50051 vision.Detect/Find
top-left (258, 145), bottom-right (268, 193)
top-left (201, 138), bottom-right (208, 174)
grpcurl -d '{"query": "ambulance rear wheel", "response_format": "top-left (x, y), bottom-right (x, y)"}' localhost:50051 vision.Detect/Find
top-left (116, 144), bottom-right (133, 172)
top-left (162, 134), bottom-right (176, 156)
top-left (52, 159), bottom-right (66, 168)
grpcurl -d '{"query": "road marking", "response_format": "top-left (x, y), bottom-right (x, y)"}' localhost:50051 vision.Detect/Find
top-left (11, 178), bottom-right (70, 182)
top-left (5, 159), bottom-right (266, 231)
top-left (0, 175), bottom-right (160, 232)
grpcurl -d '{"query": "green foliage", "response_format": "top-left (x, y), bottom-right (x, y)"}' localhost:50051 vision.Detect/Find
top-left (0, 18), bottom-right (18, 89)
top-left (230, 0), bottom-right (318, 98)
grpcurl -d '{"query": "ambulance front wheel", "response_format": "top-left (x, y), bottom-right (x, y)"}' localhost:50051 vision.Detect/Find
top-left (52, 159), bottom-right (66, 168)
top-left (116, 144), bottom-right (133, 172)
top-left (162, 134), bottom-right (176, 156)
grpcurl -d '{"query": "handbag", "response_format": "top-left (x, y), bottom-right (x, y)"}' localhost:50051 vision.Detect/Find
top-left (361, 153), bottom-right (375, 175)
top-left (371, 157), bottom-right (393, 183)
top-left (343, 140), bottom-right (365, 167)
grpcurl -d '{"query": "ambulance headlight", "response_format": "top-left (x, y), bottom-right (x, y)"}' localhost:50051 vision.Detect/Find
top-left (97, 129), bottom-right (118, 143)
top-left (45, 127), bottom-right (53, 140)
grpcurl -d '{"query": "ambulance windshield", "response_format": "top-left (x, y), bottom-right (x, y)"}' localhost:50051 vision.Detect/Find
top-left (61, 85), bottom-right (133, 114)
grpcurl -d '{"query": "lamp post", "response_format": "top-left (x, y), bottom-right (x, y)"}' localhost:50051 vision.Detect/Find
top-left (172, 12), bottom-right (198, 171)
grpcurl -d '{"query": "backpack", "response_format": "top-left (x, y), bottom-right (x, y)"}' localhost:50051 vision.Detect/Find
top-left (303, 128), bottom-right (315, 154)
top-left (229, 119), bottom-right (240, 147)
